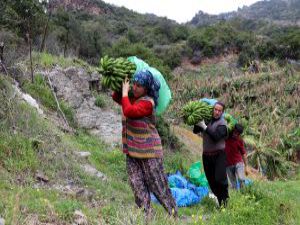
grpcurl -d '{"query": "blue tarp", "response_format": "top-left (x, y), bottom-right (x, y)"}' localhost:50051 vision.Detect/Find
top-left (151, 171), bottom-right (253, 207)
top-left (168, 171), bottom-right (188, 188)
top-left (151, 171), bottom-right (209, 207)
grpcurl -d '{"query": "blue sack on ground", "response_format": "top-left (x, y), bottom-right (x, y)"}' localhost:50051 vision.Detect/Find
top-left (195, 186), bottom-right (209, 199)
top-left (168, 171), bottom-right (188, 188)
top-left (171, 188), bottom-right (201, 207)
top-left (151, 188), bottom-right (201, 207)
top-left (151, 171), bottom-right (209, 207)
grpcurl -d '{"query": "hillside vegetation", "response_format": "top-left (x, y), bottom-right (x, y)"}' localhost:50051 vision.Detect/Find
top-left (0, 0), bottom-right (300, 224)
top-left (1, 65), bottom-right (300, 224)
top-left (1, 0), bottom-right (299, 75)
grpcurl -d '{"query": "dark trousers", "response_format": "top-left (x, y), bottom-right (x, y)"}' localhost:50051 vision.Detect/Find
top-left (203, 151), bottom-right (229, 206)
top-left (126, 156), bottom-right (178, 217)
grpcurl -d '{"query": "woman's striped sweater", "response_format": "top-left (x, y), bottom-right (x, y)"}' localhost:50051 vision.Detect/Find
top-left (121, 95), bottom-right (163, 158)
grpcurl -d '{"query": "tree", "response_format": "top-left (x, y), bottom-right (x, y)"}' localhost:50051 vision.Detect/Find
top-left (0, 0), bottom-right (47, 82)
top-left (53, 9), bottom-right (80, 57)
top-left (40, 0), bottom-right (55, 52)
top-left (78, 21), bottom-right (106, 64)
top-left (1, 0), bottom-right (46, 39)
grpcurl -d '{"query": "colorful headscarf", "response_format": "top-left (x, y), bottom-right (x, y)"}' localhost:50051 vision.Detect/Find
top-left (133, 70), bottom-right (160, 108)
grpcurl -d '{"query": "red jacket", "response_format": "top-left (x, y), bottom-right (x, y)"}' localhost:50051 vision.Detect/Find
top-left (112, 92), bottom-right (153, 118)
top-left (225, 136), bottom-right (246, 166)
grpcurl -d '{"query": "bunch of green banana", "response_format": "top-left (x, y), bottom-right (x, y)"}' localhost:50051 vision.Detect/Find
top-left (99, 55), bottom-right (136, 91)
top-left (181, 101), bottom-right (213, 125)
top-left (224, 113), bottom-right (237, 133)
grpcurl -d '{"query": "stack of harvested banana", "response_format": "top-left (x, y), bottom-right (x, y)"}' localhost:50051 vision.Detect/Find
top-left (99, 55), bottom-right (136, 91)
top-left (181, 101), bottom-right (213, 125)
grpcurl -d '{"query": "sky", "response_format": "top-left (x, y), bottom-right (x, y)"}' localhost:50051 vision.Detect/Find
top-left (102, 0), bottom-right (261, 23)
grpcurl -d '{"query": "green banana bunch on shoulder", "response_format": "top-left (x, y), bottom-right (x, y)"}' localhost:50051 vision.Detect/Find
top-left (181, 101), bottom-right (213, 126)
top-left (224, 113), bottom-right (237, 133)
top-left (99, 55), bottom-right (137, 91)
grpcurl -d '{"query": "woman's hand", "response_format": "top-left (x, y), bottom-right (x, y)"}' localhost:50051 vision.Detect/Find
top-left (122, 77), bottom-right (130, 97)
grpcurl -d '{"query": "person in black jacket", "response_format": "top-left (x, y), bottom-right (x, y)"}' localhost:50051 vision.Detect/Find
top-left (193, 102), bottom-right (229, 207)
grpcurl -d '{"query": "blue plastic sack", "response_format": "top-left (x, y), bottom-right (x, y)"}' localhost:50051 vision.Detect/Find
top-left (151, 188), bottom-right (200, 207)
top-left (171, 188), bottom-right (200, 207)
top-left (151, 171), bottom-right (209, 207)
top-left (168, 171), bottom-right (188, 188)
top-left (195, 186), bottom-right (209, 199)
top-left (200, 98), bottom-right (218, 106)
top-left (200, 98), bottom-right (228, 119)
top-left (187, 182), bottom-right (209, 200)
top-left (127, 56), bottom-right (172, 115)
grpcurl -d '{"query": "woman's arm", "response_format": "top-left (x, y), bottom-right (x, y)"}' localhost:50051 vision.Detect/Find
top-left (122, 97), bottom-right (153, 118)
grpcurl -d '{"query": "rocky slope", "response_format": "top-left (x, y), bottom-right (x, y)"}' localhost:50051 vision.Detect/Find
top-left (38, 65), bottom-right (122, 144)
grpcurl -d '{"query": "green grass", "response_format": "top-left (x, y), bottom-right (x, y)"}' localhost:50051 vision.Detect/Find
top-left (31, 52), bottom-right (95, 70)
top-left (183, 179), bottom-right (300, 225)
top-left (1, 112), bottom-right (299, 225)
top-left (66, 130), bottom-right (128, 181)
top-left (0, 133), bottom-right (38, 173)
top-left (0, 185), bottom-right (90, 224)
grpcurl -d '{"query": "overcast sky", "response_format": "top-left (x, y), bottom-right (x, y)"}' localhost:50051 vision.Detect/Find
top-left (102, 0), bottom-right (261, 23)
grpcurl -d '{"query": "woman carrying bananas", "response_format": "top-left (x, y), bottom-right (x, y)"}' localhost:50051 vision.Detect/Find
top-left (112, 70), bottom-right (178, 219)
top-left (193, 102), bottom-right (229, 208)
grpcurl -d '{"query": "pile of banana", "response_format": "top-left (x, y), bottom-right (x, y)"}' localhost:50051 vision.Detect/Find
top-left (99, 55), bottom-right (136, 91)
top-left (181, 101), bottom-right (213, 125)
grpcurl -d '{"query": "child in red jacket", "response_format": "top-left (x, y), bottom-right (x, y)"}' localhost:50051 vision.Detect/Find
top-left (225, 124), bottom-right (249, 189)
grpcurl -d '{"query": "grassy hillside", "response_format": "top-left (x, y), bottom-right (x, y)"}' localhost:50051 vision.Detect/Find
top-left (1, 52), bottom-right (300, 224)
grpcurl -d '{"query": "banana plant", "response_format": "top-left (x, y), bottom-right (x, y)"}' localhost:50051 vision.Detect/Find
top-left (279, 127), bottom-right (300, 162)
top-left (244, 133), bottom-right (293, 180)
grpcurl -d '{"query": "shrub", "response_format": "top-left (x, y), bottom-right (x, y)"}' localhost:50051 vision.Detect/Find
top-left (237, 48), bottom-right (257, 67)
top-left (160, 46), bottom-right (182, 69)
top-left (95, 94), bottom-right (106, 108)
